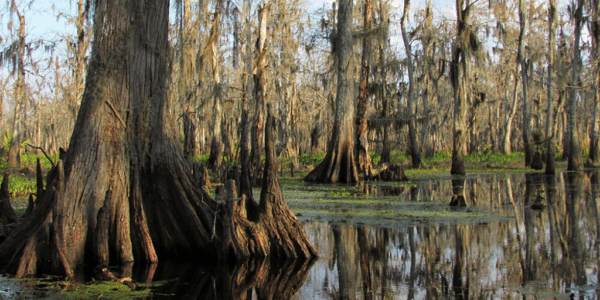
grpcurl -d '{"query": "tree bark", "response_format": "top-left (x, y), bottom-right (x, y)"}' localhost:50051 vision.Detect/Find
top-left (0, 173), bottom-right (19, 226)
top-left (355, 0), bottom-right (374, 177)
top-left (378, 0), bottom-right (390, 165)
top-left (250, 4), bottom-right (269, 185)
top-left (8, 1), bottom-right (25, 170)
top-left (304, 0), bottom-right (359, 183)
top-left (590, 0), bottom-right (600, 165)
top-left (0, 0), bottom-right (316, 278)
top-left (207, 0), bottom-right (226, 170)
top-left (518, 0), bottom-right (534, 167)
top-left (238, 0), bottom-right (254, 202)
top-left (401, 0), bottom-right (423, 169)
top-left (545, 0), bottom-right (557, 174)
top-left (450, 0), bottom-right (471, 176)
top-left (567, 0), bottom-right (584, 171)
top-left (180, 0), bottom-right (199, 163)
top-left (503, 73), bottom-right (519, 154)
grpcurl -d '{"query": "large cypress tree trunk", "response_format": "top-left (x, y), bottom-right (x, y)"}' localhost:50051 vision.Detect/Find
top-left (0, 0), bottom-right (316, 278)
top-left (304, 0), bottom-right (359, 183)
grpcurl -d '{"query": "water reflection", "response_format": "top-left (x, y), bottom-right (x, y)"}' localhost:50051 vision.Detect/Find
top-left (124, 172), bottom-right (600, 299)
top-left (137, 257), bottom-right (314, 299)
top-left (297, 171), bottom-right (600, 299)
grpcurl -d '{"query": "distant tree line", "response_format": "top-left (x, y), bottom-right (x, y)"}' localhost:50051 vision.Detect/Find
top-left (1, 0), bottom-right (599, 179)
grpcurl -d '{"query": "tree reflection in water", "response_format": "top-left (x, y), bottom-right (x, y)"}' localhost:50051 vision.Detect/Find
top-left (125, 172), bottom-right (600, 299)
top-left (298, 172), bottom-right (600, 299)
top-left (131, 257), bottom-right (315, 299)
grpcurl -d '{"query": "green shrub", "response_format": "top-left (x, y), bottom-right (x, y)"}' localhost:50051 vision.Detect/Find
top-left (423, 151), bottom-right (451, 164)
top-left (194, 154), bottom-right (210, 165)
top-left (369, 152), bottom-right (381, 166)
top-left (299, 153), bottom-right (325, 166)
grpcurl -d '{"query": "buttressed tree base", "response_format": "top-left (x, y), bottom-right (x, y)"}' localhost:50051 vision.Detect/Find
top-left (0, 0), bottom-right (316, 278)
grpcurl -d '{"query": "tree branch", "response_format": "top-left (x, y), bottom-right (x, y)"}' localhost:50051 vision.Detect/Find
top-left (26, 144), bottom-right (55, 167)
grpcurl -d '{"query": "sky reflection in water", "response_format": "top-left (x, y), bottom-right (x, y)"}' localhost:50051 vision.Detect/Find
top-left (297, 171), bottom-right (600, 299)
top-left (144, 171), bottom-right (600, 299)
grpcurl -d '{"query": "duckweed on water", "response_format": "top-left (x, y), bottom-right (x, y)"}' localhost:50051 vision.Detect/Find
top-left (8, 276), bottom-right (168, 299)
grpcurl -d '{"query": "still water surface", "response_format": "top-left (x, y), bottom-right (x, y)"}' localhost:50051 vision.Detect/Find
top-left (8, 171), bottom-right (599, 299)
top-left (144, 171), bottom-right (600, 299)
top-left (296, 171), bottom-right (600, 299)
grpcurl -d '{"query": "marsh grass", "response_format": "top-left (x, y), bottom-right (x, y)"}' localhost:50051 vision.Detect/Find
top-left (0, 152), bottom-right (53, 198)
top-left (8, 176), bottom-right (36, 197)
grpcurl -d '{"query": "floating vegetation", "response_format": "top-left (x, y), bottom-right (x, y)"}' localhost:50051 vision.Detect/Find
top-left (6, 275), bottom-right (169, 299)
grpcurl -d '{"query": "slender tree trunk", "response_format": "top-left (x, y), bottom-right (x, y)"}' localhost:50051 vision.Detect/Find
top-left (567, 0), bottom-right (584, 171)
top-left (355, 0), bottom-right (374, 177)
top-left (378, 0), bottom-right (390, 165)
top-left (420, 2), bottom-right (435, 158)
top-left (207, 0), bottom-right (226, 170)
top-left (0, 0), bottom-right (316, 277)
top-left (183, 113), bottom-right (197, 162)
top-left (8, 3), bottom-right (25, 170)
top-left (239, 78), bottom-right (254, 204)
top-left (503, 73), bottom-right (519, 154)
top-left (401, 0), bottom-right (422, 169)
top-left (181, 0), bottom-right (198, 162)
top-left (304, 0), bottom-right (359, 183)
top-left (450, 0), bottom-right (471, 175)
top-left (589, 0), bottom-right (600, 165)
top-left (545, 0), bottom-right (557, 174)
top-left (518, 0), bottom-right (533, 167)
top-left (239, 0), bottom-right (254, 201)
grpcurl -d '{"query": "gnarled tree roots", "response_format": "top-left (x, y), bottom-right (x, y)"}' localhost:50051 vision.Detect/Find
top-left (0, 111), bottom-right (317, 278)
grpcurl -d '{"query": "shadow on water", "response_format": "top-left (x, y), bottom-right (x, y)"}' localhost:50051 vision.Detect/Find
top-left (296, 171), bottom-right (600, 299)
top-left (136, 257), bottom-right (316, 299)
top-left (0, 257), bottom-right (315, 299)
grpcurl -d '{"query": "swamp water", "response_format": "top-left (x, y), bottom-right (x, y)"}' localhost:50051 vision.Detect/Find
top-left (3, 171), bottom-right (600, 299)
